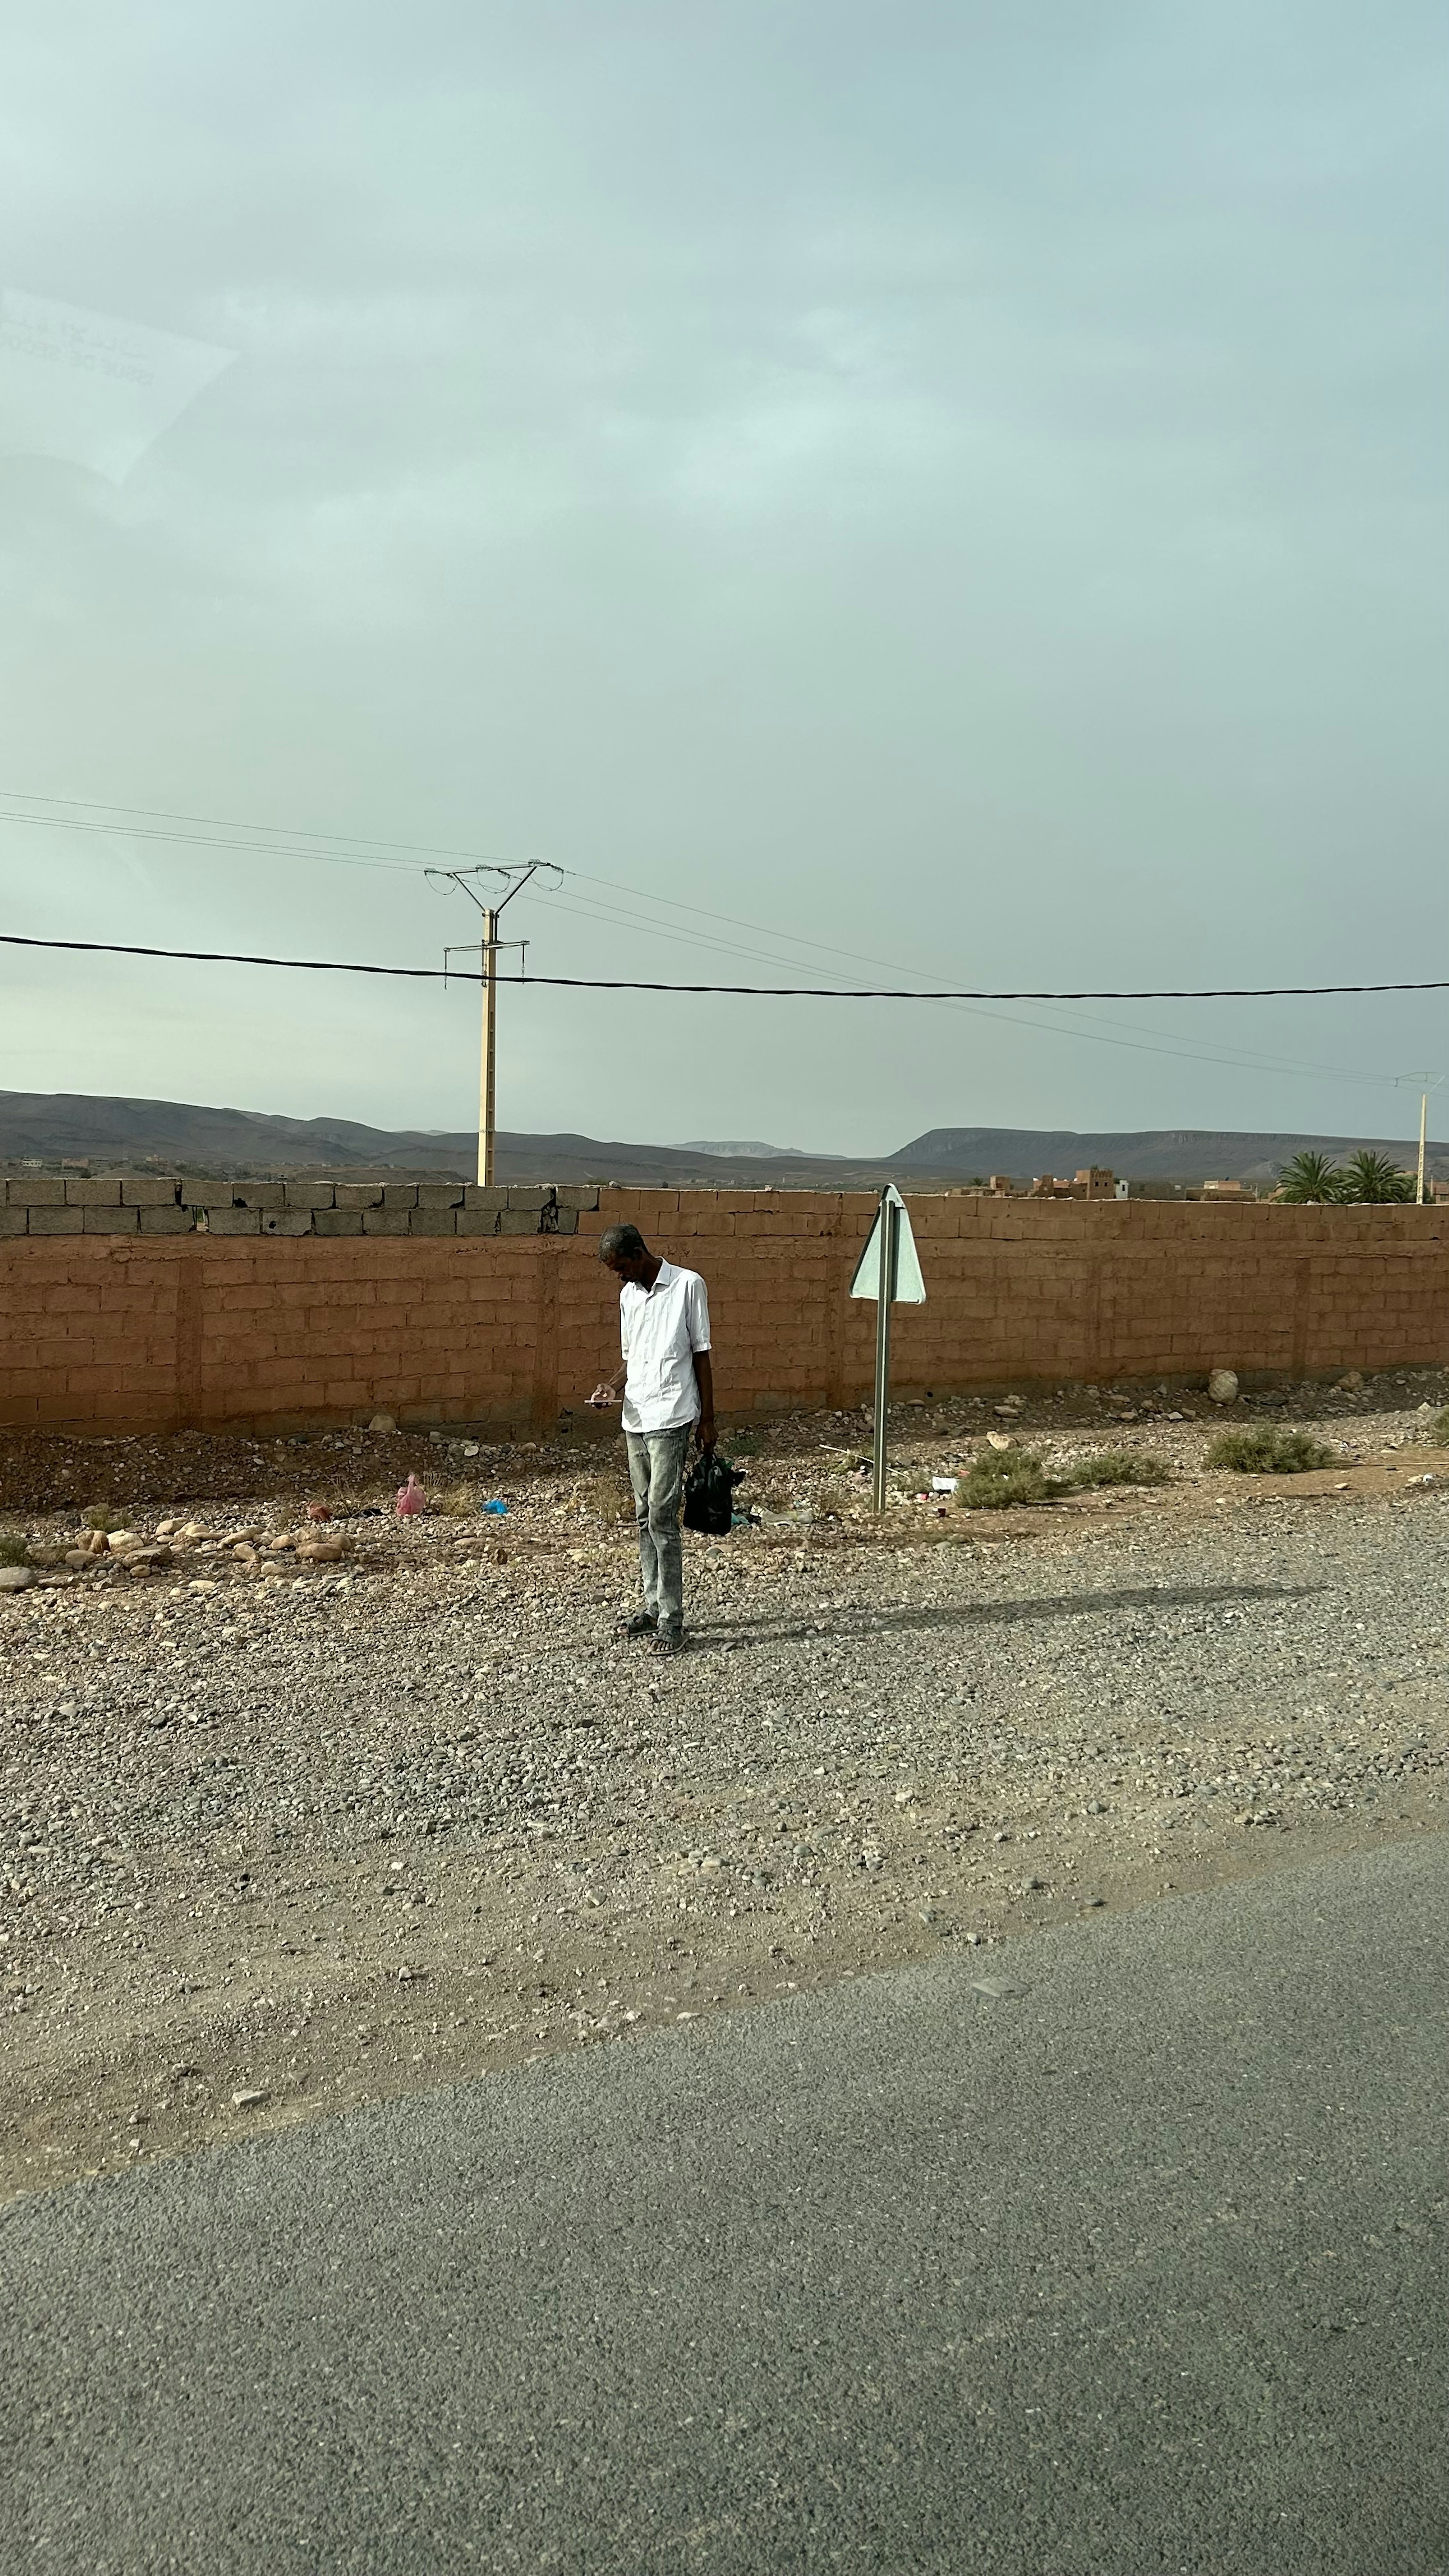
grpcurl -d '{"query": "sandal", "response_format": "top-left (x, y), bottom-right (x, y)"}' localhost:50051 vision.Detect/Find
top-left (614, 1611), bottom-right (657, 1640)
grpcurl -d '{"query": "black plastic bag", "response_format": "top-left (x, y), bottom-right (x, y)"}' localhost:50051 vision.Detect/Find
top-left (682, 1450), bottom-right (746, 1536)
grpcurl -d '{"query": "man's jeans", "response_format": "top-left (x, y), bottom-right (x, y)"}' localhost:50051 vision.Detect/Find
top-left (625, 1426), bottom-right (692, 1633)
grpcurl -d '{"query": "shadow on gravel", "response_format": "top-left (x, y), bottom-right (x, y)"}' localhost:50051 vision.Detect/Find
top-left (691, 1579), bottom-right (1327, 1649)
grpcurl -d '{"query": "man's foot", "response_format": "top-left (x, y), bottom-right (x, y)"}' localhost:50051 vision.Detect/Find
top-left (614, 1610), bottom-right (657, 1640)
top-left (650, 1625), bottom-right (686, 1656)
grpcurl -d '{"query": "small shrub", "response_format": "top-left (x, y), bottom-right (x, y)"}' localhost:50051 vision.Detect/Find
top-left (1204, 1427), bottom-right (1337, 1475)
top-left (0, 1530), bottom-right (31, 1568)
top-left (1430, 1408), bottom-right (1449, 1446)
top-left (957, 1448), bottom-right (1060, 1509)
top-left (82, 1506), bottom-right (122, 1532)
top-left (1066, 1450), bottom-right (1172, 1490)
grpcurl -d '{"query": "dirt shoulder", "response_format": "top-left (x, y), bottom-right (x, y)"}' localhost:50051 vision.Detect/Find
top-left (3, 1377), bottom-right (1448, 2202)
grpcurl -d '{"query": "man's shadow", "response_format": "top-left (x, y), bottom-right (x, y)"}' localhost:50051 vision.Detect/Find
top-left (689, 1580), bottom-right (1325, 1649)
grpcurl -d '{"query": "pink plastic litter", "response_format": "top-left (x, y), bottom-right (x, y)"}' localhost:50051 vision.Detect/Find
top-left (395, 1474), bottom-right (427, 1518)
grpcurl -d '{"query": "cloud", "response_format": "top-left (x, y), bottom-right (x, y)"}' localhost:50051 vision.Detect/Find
top-left (0, 1), bottom-right (1444, 1150)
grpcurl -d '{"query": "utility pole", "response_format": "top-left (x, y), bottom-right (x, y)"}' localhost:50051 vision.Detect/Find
top-left (1395, 1072), bottom-right (1442, 1206)
top-left (426, 861), bottom-right (561, 1186)
top-left (478, 903), bottom-right (498, 1187)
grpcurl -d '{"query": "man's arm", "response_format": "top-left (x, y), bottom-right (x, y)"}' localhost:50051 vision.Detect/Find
top-left (693, 1350), bottom-right (715, 1449)
top-left (589, 1306), bottom-right (629, 1408)
top-left (588, 1356), bottom-right (628, 1406)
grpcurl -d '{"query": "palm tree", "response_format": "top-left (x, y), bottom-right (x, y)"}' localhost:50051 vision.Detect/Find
top-left (1276, 1150), bottom-right (1344, 1203)
top-left (1335, 1149), bottom-right (1415, 1204)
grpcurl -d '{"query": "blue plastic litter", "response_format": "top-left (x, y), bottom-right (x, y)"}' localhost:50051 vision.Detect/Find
top-left (481, 1499), bottom-right (509, 1516)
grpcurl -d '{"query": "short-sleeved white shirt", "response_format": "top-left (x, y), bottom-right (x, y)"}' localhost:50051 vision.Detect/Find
top-left (619, 1258), bottom-right (711, 1433)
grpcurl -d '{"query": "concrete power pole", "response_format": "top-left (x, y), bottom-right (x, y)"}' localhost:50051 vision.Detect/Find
top-left (427, 861), bottom-right (561, 1187)
top-left (1396, 1072), bottom-right (1442, 1207)
top-left (478, 906), bottom-right (498, 1187)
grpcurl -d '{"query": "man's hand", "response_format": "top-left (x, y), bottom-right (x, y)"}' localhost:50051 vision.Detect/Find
top-left (588, 1382), bottom-right (620, 1408)
top-left (696, 1414), bottom-right (717, 1452)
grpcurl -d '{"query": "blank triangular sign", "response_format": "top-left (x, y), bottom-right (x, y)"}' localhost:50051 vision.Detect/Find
top-left (849, 1185), bottom-right (926, 1303)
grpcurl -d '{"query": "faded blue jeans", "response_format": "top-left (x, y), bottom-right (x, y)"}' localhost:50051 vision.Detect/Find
top-left (625, 1425), bottom-right (692, 1633)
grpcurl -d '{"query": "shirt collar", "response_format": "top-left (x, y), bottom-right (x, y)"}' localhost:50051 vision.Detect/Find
top-left (622, 1256), bottom-right (675, 1297)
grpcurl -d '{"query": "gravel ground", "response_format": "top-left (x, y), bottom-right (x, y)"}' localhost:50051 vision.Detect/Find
top-left (3, 1368), bottom-right (1447, 2201)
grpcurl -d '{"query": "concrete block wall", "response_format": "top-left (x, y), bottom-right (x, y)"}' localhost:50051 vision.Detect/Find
top-left (0, 1175), bottom-right (594, 1241)
top-left (1, 1178), bottom-right (1447, 1436)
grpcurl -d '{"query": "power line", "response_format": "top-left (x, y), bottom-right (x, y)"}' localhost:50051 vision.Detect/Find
top-left (2, 815), bottom-right (1400, 1086)
top-left (0, 789), bottom-right (478, 871)
top-left (555, 863), bottom-right (1399, 1075)
top-left (4, 928), bottom-right (1449, 1001)
top-left (524, 882), bottom-right (1401, 1094)
top-left (0, 807), bottom-right (435, 876)
top-left (0, 788), bottom-right (1424, 1092)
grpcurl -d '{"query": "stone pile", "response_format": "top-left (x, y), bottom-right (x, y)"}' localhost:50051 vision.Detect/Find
top-left (54, 1519), bottom-right (351, 1583)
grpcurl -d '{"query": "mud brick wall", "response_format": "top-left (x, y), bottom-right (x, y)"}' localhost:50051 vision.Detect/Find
top-left (2, 1178), bottom-right (1447, 1436)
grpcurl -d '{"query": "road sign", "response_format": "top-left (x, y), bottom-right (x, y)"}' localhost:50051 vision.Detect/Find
top-left (849, 1184), bottom-right (926, 1304)
top-left (848, 1186), bottom-right (927, 1510)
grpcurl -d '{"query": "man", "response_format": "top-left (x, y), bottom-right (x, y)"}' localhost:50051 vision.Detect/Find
top-left (588, 1222), bottom-right (715, 1655)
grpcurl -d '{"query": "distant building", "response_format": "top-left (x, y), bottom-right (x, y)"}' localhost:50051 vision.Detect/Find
top-left (975, 1166), bottom-right (1129, 1201)
top-left (1028, 1167), bottom-right (1120, 1200)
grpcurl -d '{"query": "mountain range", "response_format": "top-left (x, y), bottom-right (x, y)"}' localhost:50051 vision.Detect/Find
top-left (1, 1092), bottom-right (1443, 1189)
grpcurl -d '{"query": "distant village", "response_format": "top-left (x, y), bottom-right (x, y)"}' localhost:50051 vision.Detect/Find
top-left (4, 1151), bottom-right (1442, 1203)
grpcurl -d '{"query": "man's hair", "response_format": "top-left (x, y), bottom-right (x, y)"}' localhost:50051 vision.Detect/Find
top-left (598, 1221), bottom-right (648, 1264)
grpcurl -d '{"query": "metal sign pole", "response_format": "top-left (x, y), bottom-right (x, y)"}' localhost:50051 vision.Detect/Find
top-left (850, 1181), bottom-right (924, 1512)
top-left (872, 1188), bottom-right (897, 1512)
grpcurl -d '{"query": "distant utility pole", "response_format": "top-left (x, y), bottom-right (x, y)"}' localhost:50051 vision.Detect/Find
top-left (426, 862), bottom-right (561, 1185)
top-left (1395, 1071), bottom-right (1443, 1206)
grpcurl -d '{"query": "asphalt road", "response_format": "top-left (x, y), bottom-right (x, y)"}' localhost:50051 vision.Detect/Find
top-left (5, 1832), bottom-right (1447, 2576)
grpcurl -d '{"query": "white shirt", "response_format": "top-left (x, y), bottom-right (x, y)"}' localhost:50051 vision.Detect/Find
top-left (619, 1259), bottom-right (711, 1433)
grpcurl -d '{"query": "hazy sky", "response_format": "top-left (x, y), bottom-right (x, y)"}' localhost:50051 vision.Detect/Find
top-left (1, 1), bottom-right (1444, 1153)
